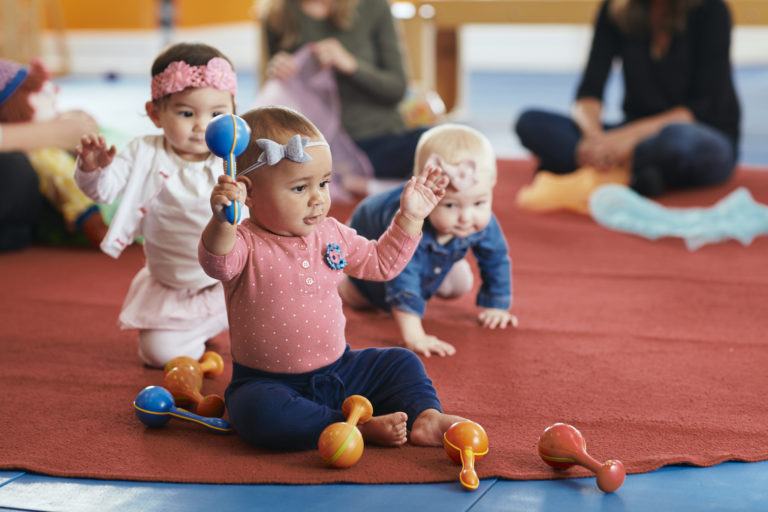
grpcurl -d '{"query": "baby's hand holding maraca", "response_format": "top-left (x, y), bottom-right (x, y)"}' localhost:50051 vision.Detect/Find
top-left (211, 174), bottom-right (245, 223)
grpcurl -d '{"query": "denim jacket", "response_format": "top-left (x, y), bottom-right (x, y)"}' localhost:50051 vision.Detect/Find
top-left (348, 183), bottom-right (512, 317)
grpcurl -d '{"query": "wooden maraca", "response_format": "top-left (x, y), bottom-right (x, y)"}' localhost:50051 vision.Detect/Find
top-left (133, 386), bottom-right (232, 434)
top-left (165, 351), bottom-right (224, 380)
top-left (318, 395), bottom-right (373, 468)
top-left (205, 114), bottom-right (251, 224)
top-left (538, 422), bottom-right (626, 493)
top-left (162, 365), bottom-right (226, 418)
top-left (443, 420), bottom-right (489, 491)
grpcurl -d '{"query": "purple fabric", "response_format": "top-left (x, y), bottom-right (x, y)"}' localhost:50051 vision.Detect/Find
top-left (254, 45), bottom-right (374, 201)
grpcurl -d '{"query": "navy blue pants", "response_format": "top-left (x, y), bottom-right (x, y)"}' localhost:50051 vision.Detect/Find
top-left (514, 109), bottom-right (737, 196)
top-left (355, 127), bottom-right (430, 180)
top-left (226, 345), bottom-right (442, 450)
top-left (0, 152), bottom-right (41, 251)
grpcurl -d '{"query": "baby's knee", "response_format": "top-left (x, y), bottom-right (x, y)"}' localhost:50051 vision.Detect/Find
top-left (436, 259), bottom-right (473, 299)
top-left (137, 329), bottom-right (206, 368)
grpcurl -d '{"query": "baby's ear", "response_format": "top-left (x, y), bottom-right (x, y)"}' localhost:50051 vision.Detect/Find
top-left (145, 101), bottom-right (162, 128)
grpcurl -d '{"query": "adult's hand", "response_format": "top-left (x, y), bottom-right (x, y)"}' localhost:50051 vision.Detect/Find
top-left (53, 110), bottom-right (99, 150)
top-left (311, 38), bottom-right (358, 75)
top-left (266, 51), bottom-right (299, 80)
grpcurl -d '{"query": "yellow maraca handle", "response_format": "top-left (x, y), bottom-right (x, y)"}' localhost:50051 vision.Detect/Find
top-left (341, 395), bottom-right (373, 426)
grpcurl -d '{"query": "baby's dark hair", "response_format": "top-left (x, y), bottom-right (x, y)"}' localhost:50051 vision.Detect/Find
top-left (0, 60), bottom-right (48, 123)
top-left (152, 42), bottom-right (231, 76)
top-left (236, 105), bottom-right (325, 171)
top-left (150, 42), bottom-right (235, 106)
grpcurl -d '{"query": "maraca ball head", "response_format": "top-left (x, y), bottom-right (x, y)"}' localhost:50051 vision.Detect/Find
top-left (538, 423), bottom-right (581, 469)
top-left (597, 460), bottom-right (626, 493)
top-left (443, 420), bottom-right (489, 464)
top-left (205, 114), bottom-right (251, 158)
top-left (133, 386), bottom-right (173, 427)
top-left (318, 423), bottom-right (364, 468)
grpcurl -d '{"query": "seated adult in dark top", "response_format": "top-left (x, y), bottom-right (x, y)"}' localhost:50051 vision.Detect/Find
top-left (515, 0), bottom-right (740, 197)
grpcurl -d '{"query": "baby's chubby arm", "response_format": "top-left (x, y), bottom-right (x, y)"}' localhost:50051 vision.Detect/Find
top-left (76, 134), bottom-right (116, 173)
top-left (393, 165), bottom-right (448, 237)
top-left (201, 174), bottom-right (246, 255)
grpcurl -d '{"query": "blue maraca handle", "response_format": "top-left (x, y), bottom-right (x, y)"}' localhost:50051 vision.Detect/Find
top-left (167, 406), bottom-right (233, 434)
top-left (223, 153), bottom-right (240, 224)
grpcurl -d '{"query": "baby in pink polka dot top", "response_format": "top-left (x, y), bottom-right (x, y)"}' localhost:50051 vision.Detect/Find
top-left (198, 105), bottom-right (468, 451)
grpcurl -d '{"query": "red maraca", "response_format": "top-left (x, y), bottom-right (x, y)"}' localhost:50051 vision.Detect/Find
top-left (164, 351), bottom-right (224, 379)
top-left (443, 420), bottom-right (489, 491)
top-left (162, 365), bottom-right (225, 418)
top-left (318, 395), bottom-right (373, 468)
top-left (538, 422), bottom-right (626, 493)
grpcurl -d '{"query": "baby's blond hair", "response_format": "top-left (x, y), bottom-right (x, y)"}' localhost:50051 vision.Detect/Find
top-left (414, 123), bottom-right (497, 187)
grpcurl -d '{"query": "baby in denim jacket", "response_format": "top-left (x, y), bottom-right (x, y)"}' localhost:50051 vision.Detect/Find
top-left (340, 123), bottom-right (517, 357)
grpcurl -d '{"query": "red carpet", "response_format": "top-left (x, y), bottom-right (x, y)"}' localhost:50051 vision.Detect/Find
top-left (1, 159), bottom-right (767, 484)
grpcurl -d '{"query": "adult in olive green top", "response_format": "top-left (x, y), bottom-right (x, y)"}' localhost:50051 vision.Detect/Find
top-left (259, 0), bottom-right (429, 187)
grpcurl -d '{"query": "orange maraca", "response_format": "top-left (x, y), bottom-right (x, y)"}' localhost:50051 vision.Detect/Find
top-left (161, 365), bottom-right (226, 418)
top-left (443, 420), bottom-right (489, 491)
top-left (318, 395), bottom-right (373, 468)
top-left (165, 351), bottom-right (224, 379)
top-left (538, 422), bottom-right (626, 493)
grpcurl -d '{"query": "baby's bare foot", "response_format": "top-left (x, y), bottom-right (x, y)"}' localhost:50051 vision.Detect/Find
top-left (359, 412), bottom-right (408, 446)
top-left (410, 409), bottom-right (466, 446)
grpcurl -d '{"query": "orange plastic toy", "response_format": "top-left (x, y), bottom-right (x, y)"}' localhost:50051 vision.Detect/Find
top-left (538, 422), bottom-right (626, 493)
top-left (164, 351), bottom-right (224, 379)
top-left (161, 365), bottom-right (226, 418)
top-left (318, 395), bottom-right (373, 468)
top-left (443, 420), bottom-right (489, 491)
top-left (516, 166), bottom-right (630, 214)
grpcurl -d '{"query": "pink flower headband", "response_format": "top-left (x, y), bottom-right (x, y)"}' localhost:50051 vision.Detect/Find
top-left (425, 154), bottom-right (478, 191)
top-left (151, 57), bottom-right (237, 100)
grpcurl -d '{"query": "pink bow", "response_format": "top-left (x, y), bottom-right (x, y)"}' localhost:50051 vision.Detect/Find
top-left (425, 154), bottom-right (478, 191)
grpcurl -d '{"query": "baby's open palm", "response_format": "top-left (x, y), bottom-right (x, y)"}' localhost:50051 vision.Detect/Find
top-left (77, 134), bottom-right (116, 173)
top-left (401, 165), bottom-right (448, 220)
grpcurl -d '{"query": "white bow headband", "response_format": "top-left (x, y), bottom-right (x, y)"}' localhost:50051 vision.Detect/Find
top-left (237, 134), bottom-right (329, 176)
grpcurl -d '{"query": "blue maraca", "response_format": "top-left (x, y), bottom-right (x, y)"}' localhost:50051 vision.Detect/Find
top-left (133, 385), bottom-right (233, 434)
top-left (205, 114), bottom-right (251, 224)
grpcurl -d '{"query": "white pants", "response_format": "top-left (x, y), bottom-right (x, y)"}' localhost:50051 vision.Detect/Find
top-left (137, 312), bottom-right (227, 368)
